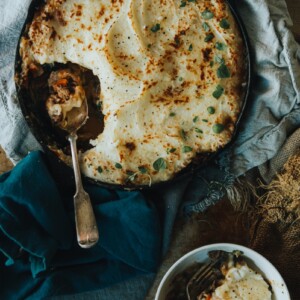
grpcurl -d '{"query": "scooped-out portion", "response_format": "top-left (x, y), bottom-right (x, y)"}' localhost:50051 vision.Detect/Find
top-left (19, 0), bottom-right (248, 186)
top-left (46, 69), bottom-right (88, 132)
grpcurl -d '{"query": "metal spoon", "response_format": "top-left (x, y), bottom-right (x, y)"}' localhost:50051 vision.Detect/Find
top-left (47, 72), bottom-right (99, 248)
top-left (67, 106), bottom-right (99, 248)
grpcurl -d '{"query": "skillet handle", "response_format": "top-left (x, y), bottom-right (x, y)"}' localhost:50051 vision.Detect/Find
top-left (68, 133), bottom-right (99, 248)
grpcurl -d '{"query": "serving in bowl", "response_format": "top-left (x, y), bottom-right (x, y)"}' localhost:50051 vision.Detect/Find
top-left (155, 243), bottom-right (290, 300)
top-left (15, 0), bottom-right (251, 189)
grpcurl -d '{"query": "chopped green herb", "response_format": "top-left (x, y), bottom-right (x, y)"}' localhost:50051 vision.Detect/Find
top-left (169, 112), bottom-right (176, 117)
top-left (180, 129), bottom-right (188, 140)
top-left (212, 84), bottom-right (224, 99)
top-left (202, 22), bottom-right (210, 32)
top-left (188, 0), bottom-right (196, 2)
top-left (220, 19), bottom-right (230, 29)
top-left (167, 148), bottom-right (177, 154)
top-left (215, 54), bottom-right (225, 65)
top-left (188, 44), bottom-right (193, 51)
top-left (180, 1), bottom-right (186, 7)
top-left (212, 124), bottom-right (225, 133)
top-left (216, 42), bottom-right (226, 50)
top-left (115, 163), bottom-right (122, 169)
top-left (126, 171), bottom-right (137, 182)
top-left (195, 128), bottom-right (203, 133)
top-left (204, 33), bottom-right (214, 42)
top-left (175, 36), bottom-right (180, 45)
top-left (138, 166), bottom-right (148, 174)
top-left (127, 175), bottom-right (136, 182)
top-left (182, 146), bottom-right (193, 153)
top-left (97, 166), bottom-right (103, 173)
top-left (178, 76), bottom-right (183, 81)
top-left (210, 61), bottom-right (214, 67)
top-left (193, 116), bottom-right (199, 123)
top-left (96, 102), bottom-right (102, 109)
top-left (147, 43), bottom-right (152, 48)
top-left (153, 158), bottom-right (167, 171)
top-left (207, 106), bottom-right (215, 114)
top-left (202, 9), bottom-right (214, 20)
top-left (202, 119), bottom-right (208, 122)
top-left (151, 24), bottom-right (161, 33)
top-left (217, 64), bottom-right (231, 78)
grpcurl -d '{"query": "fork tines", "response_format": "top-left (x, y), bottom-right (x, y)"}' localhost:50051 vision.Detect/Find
top-left (186, 261), bottom-right (219, 300)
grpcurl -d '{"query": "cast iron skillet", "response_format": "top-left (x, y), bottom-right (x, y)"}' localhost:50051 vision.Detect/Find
top-left (14, 0), bottom-right (252, 190)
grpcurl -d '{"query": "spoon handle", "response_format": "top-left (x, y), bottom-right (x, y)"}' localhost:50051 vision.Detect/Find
top-left (68, 133), bottom-right (99, 248)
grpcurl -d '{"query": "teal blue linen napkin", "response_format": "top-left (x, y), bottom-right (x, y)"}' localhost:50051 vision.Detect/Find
top-left (0, 151), bottom-right (161, 299)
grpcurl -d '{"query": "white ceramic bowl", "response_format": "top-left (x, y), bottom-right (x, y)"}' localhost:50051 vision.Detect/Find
top-left (155, 243), bottom-right (290, 300)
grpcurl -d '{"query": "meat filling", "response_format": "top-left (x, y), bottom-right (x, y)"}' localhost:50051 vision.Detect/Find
top-left (46, 69), bottom-right (86, 128)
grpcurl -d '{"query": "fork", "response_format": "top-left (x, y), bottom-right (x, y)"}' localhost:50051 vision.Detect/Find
top-left (186, 259), bottom-right (221, 300)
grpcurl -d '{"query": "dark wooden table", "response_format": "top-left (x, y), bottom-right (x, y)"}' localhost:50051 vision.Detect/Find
top-left (286, 0), bottom-right (300, 41)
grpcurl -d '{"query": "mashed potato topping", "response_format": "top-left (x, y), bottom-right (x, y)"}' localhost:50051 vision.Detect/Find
top-left (20, 0), bottom-right (247, 185)
top-left (207, 264), bottom-right (272, 300)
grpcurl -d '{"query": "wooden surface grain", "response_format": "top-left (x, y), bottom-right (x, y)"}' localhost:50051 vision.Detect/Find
top-left (0, 147), bottom-right (13, 174)
top-left (286, 0), bottom-right (300, 41)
